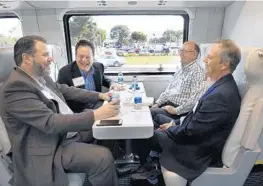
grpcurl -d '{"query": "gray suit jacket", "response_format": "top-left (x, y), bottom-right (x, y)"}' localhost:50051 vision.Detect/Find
top-left (0, 67), bottom-right (100, 186)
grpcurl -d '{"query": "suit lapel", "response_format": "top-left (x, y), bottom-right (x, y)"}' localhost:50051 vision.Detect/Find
top-left (15, 68), bottom-right (61, 112)
top-left (201, 74), bottom-right (233, 101)
top-left (194, 74), bottom-right (234, 112)
top-left (93, 65), bottom-right (102, 92)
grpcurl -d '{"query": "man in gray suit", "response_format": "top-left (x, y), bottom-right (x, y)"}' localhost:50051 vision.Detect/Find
top-left (0, 35), bottom-right (119, 186)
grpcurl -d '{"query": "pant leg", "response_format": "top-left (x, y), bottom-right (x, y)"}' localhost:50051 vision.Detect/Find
top-left (134, 131), bottom-right (169, 165)
top-left (62, 142), bottom-right (119, 186)
top-left (154, 114), bottom-right (175, 128)
top-left (151, 108), bottom-right (182, 128)
top-left (79, 129), bottom-right (94, 143)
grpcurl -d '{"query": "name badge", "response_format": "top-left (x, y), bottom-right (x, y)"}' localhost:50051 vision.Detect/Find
top-left (72, 77), bottom-right (85, 87)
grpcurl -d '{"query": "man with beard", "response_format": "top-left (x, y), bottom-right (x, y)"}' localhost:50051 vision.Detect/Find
top-left (0, 35), bottom-right (119, 186)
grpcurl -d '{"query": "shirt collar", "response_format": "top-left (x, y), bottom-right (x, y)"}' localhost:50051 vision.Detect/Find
top-left (80, 66), bottom-right (94, 77)
top-left (181, 60), bottom-right (196, 69)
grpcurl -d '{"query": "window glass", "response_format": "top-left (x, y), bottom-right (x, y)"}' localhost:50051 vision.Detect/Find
top-left (67, 15), bottom-right (186, 73)
top-left (0, 17), bottom-right (23, 48)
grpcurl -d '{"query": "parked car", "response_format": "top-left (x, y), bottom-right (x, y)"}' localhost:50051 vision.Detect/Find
top-left (116, 49), bottom-right (128, 56)
top-left (95, 55), bottom-right (125, 67)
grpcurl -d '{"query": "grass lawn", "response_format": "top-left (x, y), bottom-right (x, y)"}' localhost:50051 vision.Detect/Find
top-left (124, 55), bottom-right (180, 65)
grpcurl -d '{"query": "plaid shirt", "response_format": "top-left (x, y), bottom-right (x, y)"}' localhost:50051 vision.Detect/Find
top-left (156, 61), bottom-right (205, 115)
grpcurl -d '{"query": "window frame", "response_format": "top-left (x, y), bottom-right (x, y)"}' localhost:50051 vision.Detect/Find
top-left (63, 10), bottom-right (189, 75)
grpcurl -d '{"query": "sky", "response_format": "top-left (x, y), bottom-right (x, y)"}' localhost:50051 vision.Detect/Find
top-left (0, 18), bottom-right (23, 37)
top-left (0, 15), bottom-right (184, 39)
top-left (91, 15), bottom-right (184, 38)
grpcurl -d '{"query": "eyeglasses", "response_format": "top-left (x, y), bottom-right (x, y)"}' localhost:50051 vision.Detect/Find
top-left (179, 48), bottom-right (195, 53)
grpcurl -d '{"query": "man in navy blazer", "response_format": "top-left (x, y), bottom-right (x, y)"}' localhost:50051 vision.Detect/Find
top-left (135, 39), bottom-right (242, 182)
top-left (58, 40), bottom-right (112, 112)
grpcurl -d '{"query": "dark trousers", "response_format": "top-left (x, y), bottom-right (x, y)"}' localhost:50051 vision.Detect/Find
top-left (133, 131), bottom-right (172, 165)
top-left (151, 108), bottom-right (185, 129)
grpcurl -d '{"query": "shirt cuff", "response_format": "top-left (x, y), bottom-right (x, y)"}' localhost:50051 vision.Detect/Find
top-left (174, 106), bottom-right (183, 115)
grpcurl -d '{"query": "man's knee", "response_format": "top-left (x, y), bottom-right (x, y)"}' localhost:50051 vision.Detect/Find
top-left (97, 147), bottom-right (115, 170)
top-left (151, 108), bottom-right (163, 122)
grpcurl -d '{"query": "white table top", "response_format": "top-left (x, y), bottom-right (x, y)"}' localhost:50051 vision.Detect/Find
top-left (92, 82), bottom-right (154, 140)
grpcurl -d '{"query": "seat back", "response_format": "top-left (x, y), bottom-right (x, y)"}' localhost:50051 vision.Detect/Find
top-left (0, 47), bottom-right (16, 186)
top-left (0, 47), bottom-right (16, 155)
top-left (199, 43), bottom-right (213, 69)
top-left (222, 48), bottom-right (263, 167)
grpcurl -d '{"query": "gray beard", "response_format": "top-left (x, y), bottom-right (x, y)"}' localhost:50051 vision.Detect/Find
top-left (32, 60), bottom-right (50, 77)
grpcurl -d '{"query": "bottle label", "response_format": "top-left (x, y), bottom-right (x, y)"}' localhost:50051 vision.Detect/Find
top-left (118, 76), bottom-right (123, 83)
top-left (134, 96), bottom-right (142, 104)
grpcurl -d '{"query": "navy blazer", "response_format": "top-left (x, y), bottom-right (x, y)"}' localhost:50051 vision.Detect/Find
top-left (57, 61), bottom-right (111, 112)
top-left (161, 74), bottom-right (241, 181)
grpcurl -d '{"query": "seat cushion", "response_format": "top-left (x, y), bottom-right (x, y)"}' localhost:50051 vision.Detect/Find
top-left (161, 166), bottom-right (187, 186)
top-left (0, 117), bottom-right (11, 155)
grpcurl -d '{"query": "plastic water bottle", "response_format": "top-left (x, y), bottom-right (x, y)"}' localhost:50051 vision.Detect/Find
top-left (132, 75), bottom-right (138, 91)
top-left (109, 91), bottom-right (120, 105)
top-left (134, 90), bottom-right (142, 110)
top-left (118, 72), bottom-right (124, 84)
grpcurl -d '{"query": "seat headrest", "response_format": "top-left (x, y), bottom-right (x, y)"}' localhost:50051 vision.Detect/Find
top-left (199, 43), bottom-right (249, 98)
top-left (244, 48), bottom-right (263, 85)
top-left (222, 48), bottom-right (263, 168)
top-left (0, 47), bottom-right (16, 82)
top-left (198, 43), bottom-right (213, 69)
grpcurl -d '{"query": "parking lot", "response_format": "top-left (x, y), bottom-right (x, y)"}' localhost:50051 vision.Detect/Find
top-left (124, 55), bottom-right (180, 65)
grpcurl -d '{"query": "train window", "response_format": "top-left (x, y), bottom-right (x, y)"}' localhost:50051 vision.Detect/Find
top-left (0, 15), bottom-right (23, 48)
top-left (64, 13), bottom-right (189, 74)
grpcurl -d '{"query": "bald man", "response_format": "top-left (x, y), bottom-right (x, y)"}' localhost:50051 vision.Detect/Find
top-left (151, 41), bottom-right (205, 128)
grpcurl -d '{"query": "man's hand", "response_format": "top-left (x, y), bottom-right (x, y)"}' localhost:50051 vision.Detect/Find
top-left (93, 101), bottom-right (120, 120)
top-left (162, 105), bottom-right (176, 115)
top-left (110, 83), bottom-right (126, 91)
top-left (151, 104), bottom-right (159, 108)
top-left (157, 121), bottom-right (174, 131)
top-left (98, 92), bottom-right (111, 101)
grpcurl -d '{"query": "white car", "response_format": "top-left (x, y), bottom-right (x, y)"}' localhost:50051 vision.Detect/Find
top-left (95, 55), bottom-right (125, 67)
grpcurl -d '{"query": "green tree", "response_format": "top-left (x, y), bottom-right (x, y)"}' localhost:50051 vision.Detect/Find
top-left (95, 29), bottom-right (106, 46)
top-left (0, 34), bottom-right (18, 47)
top-left (110, 25), bottom-right (130, 45)
top-left (174, 30), bottom-right (183, 44)
top-left (69, 16), bottom-right (98, 45)
top-left (163, 29), bottom-right (184, 44)
top-left (131, 31), bottom-right (147, 43)
top-left (163, 29), bottom-right (177, 43)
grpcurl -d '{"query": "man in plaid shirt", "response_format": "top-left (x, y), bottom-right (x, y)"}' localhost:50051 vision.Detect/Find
top-left (151, 41), bottom-right (205, 128)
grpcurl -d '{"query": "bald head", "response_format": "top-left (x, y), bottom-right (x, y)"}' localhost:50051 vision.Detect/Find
top-left (179, 41), bottom-right (200, 65)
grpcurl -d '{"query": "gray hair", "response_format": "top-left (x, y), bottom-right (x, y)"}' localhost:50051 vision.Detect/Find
top-left (14, 35), bottom-right (47, 66)
top-left (216, 39), bottom-right (241, 73)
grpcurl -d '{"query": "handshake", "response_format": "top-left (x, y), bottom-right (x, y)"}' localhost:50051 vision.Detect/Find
top-left (93, 92), bottom-right (121, 121)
